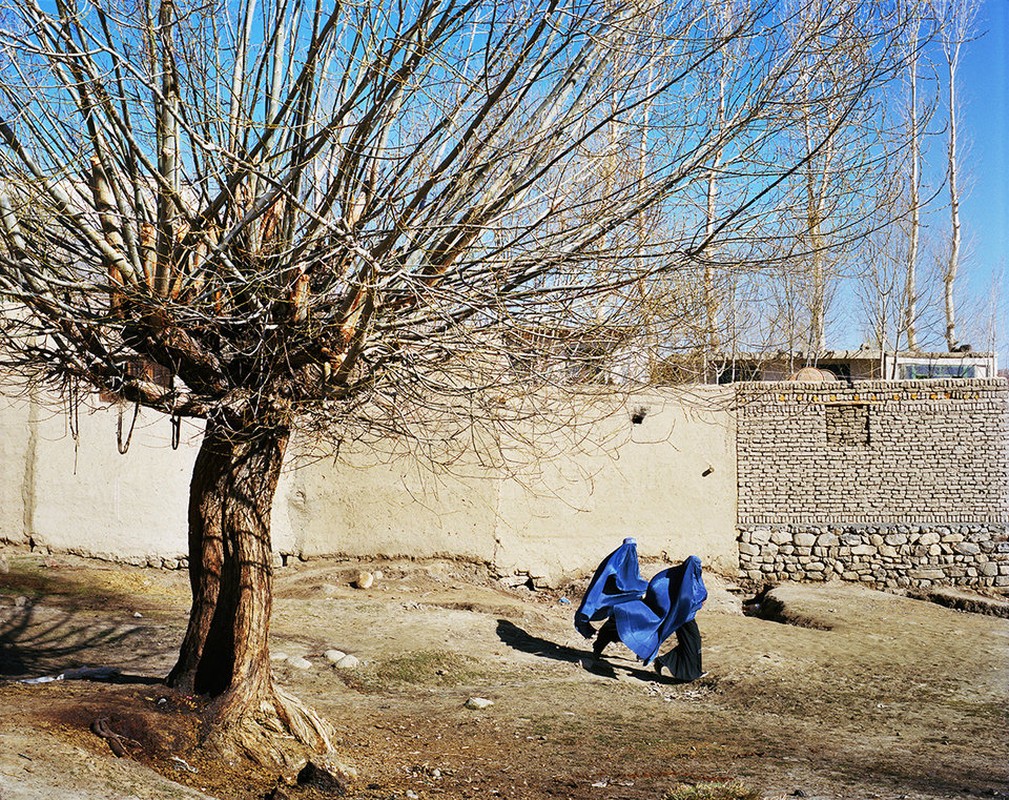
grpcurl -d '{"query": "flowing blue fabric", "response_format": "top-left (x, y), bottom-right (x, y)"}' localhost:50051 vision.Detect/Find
top-left (611, 556), bottom-right (707, 664)
top-left (574, 538), bottom-right (648, 638)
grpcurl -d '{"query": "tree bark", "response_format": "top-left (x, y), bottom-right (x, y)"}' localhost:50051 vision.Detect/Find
top-left (168, 419), bottom-right (333, 763)
top-left (904, 21), bottom-right (921, 352)
top-left (943, 36), bottom-right (962, 351)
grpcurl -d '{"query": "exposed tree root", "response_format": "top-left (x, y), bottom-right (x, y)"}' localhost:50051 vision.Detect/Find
top-left (274, 686), bottom-right (339, 760)
top-left (201, 686), bottom-right (352, 778)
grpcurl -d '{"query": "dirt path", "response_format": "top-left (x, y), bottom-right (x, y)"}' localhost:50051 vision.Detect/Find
top-left (1, 551), bottom-right (1007, 800)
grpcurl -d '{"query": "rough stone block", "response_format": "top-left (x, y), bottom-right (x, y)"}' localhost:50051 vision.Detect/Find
top-left (910, 569), bottom-right (947, 580)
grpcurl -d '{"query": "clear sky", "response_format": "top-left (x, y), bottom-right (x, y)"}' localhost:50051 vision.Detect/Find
top-left (957, 0), bottom-right (1008, 355)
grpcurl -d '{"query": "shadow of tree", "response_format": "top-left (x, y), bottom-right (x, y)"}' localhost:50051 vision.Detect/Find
top-left (1, 570), bottom-right (172, 684)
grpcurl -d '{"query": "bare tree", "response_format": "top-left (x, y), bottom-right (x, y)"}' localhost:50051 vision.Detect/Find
top-left (758, 0), bottom-right (907, 358)
top-left (898, 1), bottom-right (944, 351)
top-left (857, 171), bottom-right (914, 373)
top-left (698, 1), bottom-right (743, 355)
top-left (933, 0), bottom-right (978, 350)
top-left (0, 0), bottom-right (917, 764)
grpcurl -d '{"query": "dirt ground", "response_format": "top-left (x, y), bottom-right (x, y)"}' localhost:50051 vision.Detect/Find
top-left (1, 549), bottom-right (1007, 800)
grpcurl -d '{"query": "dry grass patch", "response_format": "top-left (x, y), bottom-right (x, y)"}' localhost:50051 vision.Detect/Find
top-left (339, 649), bottom-right (479, 693)
top-left (664, 781), bottom-right (763, 800)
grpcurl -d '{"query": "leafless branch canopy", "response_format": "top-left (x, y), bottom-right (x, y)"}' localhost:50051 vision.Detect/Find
top-left (0, 0), bottom-right (916, 440)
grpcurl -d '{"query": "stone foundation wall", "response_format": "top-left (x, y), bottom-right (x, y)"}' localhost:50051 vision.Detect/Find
top-left (738, 524), bottom-right (1009, 589)
top-left (736, 379), bottom-right (1009, 590)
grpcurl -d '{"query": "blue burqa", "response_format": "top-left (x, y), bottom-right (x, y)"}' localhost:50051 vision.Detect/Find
top-left (612, 556), bottom-right (707, 664)
top-left (574, 537), bottom-right (648, 638)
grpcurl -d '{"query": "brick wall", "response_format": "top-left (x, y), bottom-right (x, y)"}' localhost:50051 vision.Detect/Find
top-left (736, 379), bottom-right (1009, 590)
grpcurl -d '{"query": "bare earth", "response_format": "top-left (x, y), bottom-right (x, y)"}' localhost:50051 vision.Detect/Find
top-left (1, 550), bottom-right (1007, 800)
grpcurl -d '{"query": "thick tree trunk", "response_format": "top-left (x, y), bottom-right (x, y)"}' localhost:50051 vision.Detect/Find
top-left (168, 419), bottom-right (333, 764)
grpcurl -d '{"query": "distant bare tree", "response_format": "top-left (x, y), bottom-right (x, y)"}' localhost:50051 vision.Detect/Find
top-left (898, 0), bottom-right (943, 351)
top-left (932, 0), bottom-right (978, 350)
top-left (858, 177), bottom-right (914, 372)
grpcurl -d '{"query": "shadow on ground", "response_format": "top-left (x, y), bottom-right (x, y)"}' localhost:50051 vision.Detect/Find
top-left (1, 569), bottom-right (168, 682)
top-left (495, 618), bottom-right (669, 684)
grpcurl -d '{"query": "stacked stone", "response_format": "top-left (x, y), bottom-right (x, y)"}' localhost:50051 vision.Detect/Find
top-left (735, 378), bottom-right (1009, 590)
top-left (737, 524), bottom-right (1009, 590)
top-left (736, 379), bottom-right (1009, 530)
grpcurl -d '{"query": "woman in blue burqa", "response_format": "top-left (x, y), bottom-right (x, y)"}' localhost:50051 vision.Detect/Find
top-left (575, 538), bottom-right (707, 682)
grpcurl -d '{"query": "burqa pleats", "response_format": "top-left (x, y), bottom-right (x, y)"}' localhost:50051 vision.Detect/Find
top-left (653, 619), bottom-right (702, 681)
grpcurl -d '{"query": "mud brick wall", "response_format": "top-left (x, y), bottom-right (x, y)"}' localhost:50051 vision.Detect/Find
top-left (736, 379), bottom-right (1009, 590)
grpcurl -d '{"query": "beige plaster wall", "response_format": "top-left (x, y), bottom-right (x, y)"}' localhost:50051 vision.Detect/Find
top-left (0, 393), bottom-right (31, 544)
top-left (275, 449), bottom-right (501, 563)
top-left (28, 401), bottom-right (197, 562)
top-left (490, 392), bottom-right (737, 581)
top-left (0, 386), bottom-right (738, 581)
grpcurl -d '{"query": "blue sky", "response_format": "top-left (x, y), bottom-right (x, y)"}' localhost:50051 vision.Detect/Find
top-left (957, 0), bottom-right (1008, 355)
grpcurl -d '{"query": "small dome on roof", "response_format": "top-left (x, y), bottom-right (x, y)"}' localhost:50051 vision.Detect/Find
top-left (787, 367), bottom-right (838, 382)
